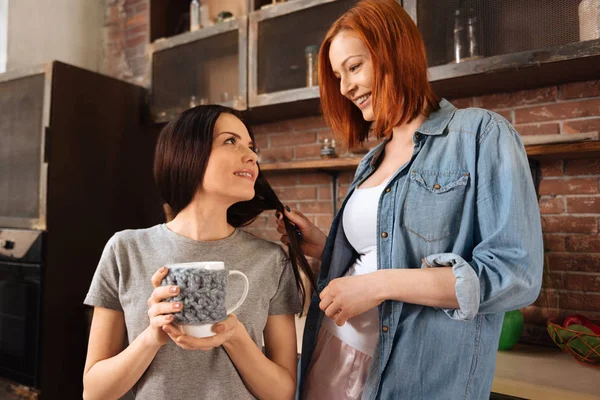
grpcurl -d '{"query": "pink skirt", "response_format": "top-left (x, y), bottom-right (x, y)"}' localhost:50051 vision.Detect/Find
top-left (302, 326), bottom-right (372, 400)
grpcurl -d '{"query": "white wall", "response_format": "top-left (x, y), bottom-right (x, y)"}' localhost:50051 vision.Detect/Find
top-left (0, 0), bottom-right (7, 73)
top-left (6, 0), bottom-right (103, 72)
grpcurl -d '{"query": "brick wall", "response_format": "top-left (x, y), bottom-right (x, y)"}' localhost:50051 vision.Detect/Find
top-left (105, 0), bottom-right (600, 346)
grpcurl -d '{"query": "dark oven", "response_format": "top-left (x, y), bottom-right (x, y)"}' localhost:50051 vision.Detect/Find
top-left (0, 229), bottom-right (43, 387)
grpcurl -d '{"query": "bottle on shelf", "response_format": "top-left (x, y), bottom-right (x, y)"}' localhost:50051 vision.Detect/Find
top-left (190, 0), bottom-right (200, 32)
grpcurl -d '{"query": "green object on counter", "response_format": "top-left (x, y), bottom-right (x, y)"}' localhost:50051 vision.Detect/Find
top-left (498, 310), bottom-right (524, 351)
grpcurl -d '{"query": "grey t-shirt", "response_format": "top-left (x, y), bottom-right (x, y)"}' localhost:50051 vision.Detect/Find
top-left (84, 224), bottom-right (301, 399)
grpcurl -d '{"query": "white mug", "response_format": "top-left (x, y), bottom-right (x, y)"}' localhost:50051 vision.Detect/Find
top-left (165, 261), bottom-right (249, 338)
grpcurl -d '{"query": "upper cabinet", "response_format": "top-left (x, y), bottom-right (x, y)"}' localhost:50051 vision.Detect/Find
top-left (149, 0), bottom-right (249, 123)
top-left (404, 0), bottom-right (600, 98)
top-left (248, 0), bottom-right (356, 108)
top-left (148, 0), bottom-right (600, 123)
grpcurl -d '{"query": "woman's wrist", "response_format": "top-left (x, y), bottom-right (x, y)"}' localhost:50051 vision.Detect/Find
top-left (142, 326), bottom-right (166, 350)
top-left (222, 321), bottom-right (249, 350)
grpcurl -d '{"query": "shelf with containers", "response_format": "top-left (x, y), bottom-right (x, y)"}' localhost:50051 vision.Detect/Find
top-left (148, 3), bottom-right (249, 123)
top-left (245, 0), bottom-right (357, 122)
top-left (403, 0), bottom-right (600, 98)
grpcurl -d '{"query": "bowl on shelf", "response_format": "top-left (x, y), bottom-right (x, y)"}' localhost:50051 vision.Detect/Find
top-left (547, 318), bottom-right (600, 367)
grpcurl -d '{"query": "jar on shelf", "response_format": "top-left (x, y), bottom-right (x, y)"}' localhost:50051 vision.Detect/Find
top-left (579, 0), bottom-right (600, 41)
top-left (320, 138), bottom-right (338, 159)
top-left (305, 45), bottom-right (320, 87)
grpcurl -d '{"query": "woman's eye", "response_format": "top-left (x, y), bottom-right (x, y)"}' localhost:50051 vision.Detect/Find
top-left (224, 137), bottom-right (236, 144)
top-left (349, 64), bottom-right (360, 72)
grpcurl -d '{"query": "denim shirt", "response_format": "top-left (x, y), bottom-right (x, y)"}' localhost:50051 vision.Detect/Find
top-left (299, 99), bottom-right (544, 400)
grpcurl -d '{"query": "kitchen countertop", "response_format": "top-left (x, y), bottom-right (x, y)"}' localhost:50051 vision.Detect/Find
top-left (296, 317), bottom-right (600, 399)
top-left (492, 343), bottom-right (600, 399)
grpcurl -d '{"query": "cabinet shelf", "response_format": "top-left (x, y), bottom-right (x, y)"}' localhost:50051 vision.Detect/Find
top-left (258, 142), bottom-right (600, 173)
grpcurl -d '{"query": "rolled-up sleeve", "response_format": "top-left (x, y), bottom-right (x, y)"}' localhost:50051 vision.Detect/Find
top-left (422, 117), bottom-right (544, 321)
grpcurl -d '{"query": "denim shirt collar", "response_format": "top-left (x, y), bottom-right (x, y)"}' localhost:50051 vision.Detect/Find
top-left (366, 98), bottom-right (456, 169)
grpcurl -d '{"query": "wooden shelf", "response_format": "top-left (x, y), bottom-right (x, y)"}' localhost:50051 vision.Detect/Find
top-left (526, 141), bottom-right (600, 160)
top-left (259, 157), bottom-right (361, 172)
top-left (258, 142), bottom-right (600, 173)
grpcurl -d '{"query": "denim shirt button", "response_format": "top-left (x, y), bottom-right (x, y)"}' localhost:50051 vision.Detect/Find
top-left (382, 326), bottom-right (389, 332)
top-left (433, 184), bottom-right (441, 189)
top-left (381, 232), bottom-right (388, 238)
top-left (385, 187), bottom-right (391, 193)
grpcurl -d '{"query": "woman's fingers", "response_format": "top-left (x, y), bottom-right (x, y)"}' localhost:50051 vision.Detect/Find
top-left (148, 301), bottom-right (182, 318)
top-left (151, 266), bottom-right (169, 288)
top-left (148, 285), bottom-right (179, 306)
top-left (150, 314), bottom-right (174, 328)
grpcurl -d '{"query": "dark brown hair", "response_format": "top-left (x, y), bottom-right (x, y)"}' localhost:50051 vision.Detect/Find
top-left (154, 105), bottom-right (317, 312)
top-left (319, 0), bottom-right (440, 148)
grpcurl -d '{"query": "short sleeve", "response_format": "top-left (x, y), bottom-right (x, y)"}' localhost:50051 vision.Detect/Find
top-left (268, 251), bottom-right (302, 315)
top-left (83, 235), bottom-right (123, 312)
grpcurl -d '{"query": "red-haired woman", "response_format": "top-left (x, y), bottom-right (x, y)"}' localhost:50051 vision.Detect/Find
top-left (276, 1), bottom-right (543, 398)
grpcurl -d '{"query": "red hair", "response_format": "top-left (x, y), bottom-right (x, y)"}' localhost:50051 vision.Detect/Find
top-left (318, 0), bottom-right (439, 148)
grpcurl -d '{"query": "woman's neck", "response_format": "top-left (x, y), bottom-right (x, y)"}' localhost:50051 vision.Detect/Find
top-left (166, 196), bottom-right (234, 242)
top-left (390, 113), bottom-right (427, 146)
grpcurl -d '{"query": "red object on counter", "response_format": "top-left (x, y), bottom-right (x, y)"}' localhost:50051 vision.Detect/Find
top-left (563, 314), bottom-right (600, 335)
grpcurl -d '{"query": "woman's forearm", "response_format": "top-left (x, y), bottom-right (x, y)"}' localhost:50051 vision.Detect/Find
top-left (83, 327), bottom-right (162, 400)
top-left (377, 268), bottom-right (459, 308)
top-left (223, 326), bottom-right (296, 400)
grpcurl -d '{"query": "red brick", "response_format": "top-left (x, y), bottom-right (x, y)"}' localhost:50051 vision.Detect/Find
top-left (298, 173), bottom-right (331, 185)
top-left (253, 133), bottom-right (268, 149)
top-left (567, 196), bottom-right (600, 213)
top-left (270, 131), bottom-right (316, 147)
top-left (560, 80), bottom-right (600, 100)
top-left (251, 120), bottom-right (293, 135)
top-left (521, 305), bottom-right (560, 325)
top-left (290, 116), bottom-right (327, 131)
top-left (539, 196), bottom-right (565, 214)
top-left (125, 34), bottom-right (147, 47)
top-left (295, 145), bottom-right (321, 159)
top-left (135, 2), bottom-right (148, 13)
top-left (259, 147), bottom-right (293, 163)
top-left (514, 99), bottom-right (600, 124)
top-left (318, 187), bottom-right (332, 200)
top-left (478, 87), bottom-right (557, 109)
top-left (562, 292), bottom-right (600, 312)
top-left (540, 160), bottom-right (564, 177)
top-left (297, 201), bottom-right (333, 214)
top-left (541, 215), bottom-right (598, 233)
top-left (547, 253), bottom-right (600, 272)
top-left (533, 288), bottom-right (558, 308)
top-left (514, 123), bottom-right (560, 136)
top-left (566, 159), bottom-right (600, 176)
top-left (448, 97), bottom-right (474, 109)
top-left (563, 273), bottom-right (600, 292)
top-left (494, 109), bottom-right (513, 123)
top-left (262, 173), bottom-right (297, 187)
top-left (126, 23), bottom-right (148, 36)
top-left (339, 172), bottom-right (356, 185)
top-left (317, 131), bottom-right (336, 141)
top-left (566, 235), bottom-right (600, 252)
top-left (274, 187), bottom-right (317, 201)
top-left (562, 118), bottom-right (600, 134)
top-left (126, 13), bottom-right (146, 27)
top-left (538, 178), bottom-right (598, 195)
top-left (543, 234), bottom-right (566, 251)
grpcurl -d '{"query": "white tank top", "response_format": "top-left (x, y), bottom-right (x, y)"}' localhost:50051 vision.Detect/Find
top-left (322, 178), bottom-right (389, 356)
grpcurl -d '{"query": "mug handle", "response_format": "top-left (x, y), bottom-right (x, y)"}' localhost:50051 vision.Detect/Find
top-left (226, 270), bottom-right (249, 315)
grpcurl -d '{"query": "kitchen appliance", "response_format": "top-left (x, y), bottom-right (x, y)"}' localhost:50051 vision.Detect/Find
top-left (0, 61), bottom-right (162, 399)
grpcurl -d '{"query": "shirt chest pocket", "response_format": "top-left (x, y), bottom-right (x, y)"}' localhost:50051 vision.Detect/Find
top-left (403, 170), bottom-right (469, 242)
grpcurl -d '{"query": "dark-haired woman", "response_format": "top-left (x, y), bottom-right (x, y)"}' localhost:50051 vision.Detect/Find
top-left (275, 1), bottom-right (543, 399)
top-left (82, 105), bottom-right (315, 400)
